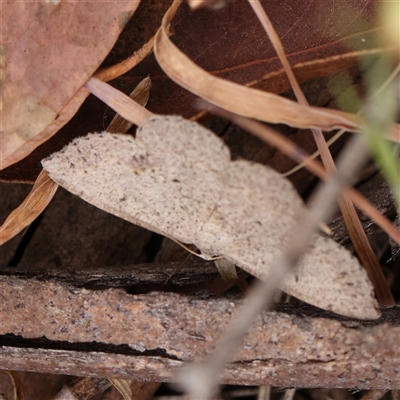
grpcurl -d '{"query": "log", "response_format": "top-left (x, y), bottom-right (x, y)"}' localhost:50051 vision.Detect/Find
top-left (0, 273), bottom-right (399, 389)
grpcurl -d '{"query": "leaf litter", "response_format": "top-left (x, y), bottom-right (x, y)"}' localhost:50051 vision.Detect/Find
top-left (1, 2), bottom-right (398, 396)
top-left (3, 2), bottom-right (396, 318)
top-left (0, 76), bottom-right (151, 248)
top-left (153, 0), bottom-right (360, 132)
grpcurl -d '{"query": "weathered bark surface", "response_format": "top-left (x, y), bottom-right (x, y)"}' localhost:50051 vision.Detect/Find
top-left (0, 260), bottom-right (219, 289)
top-left (0, 274), bottom-right (399, 389)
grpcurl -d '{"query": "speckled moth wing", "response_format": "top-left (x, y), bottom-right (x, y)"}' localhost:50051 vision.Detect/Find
top-left (281, 235), bottom-right (379, 319)
top-left (204, 161), bottom-right (379, 319)
top-left (135, 116), bottom-right (231, 240)
top-left (42, 116), bottom-right (230, 243)
top-left (43, 116), bottom-right (380, 319)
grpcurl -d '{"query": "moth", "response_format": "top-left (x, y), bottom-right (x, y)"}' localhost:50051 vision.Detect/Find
top-left (42, 115), bottom-right (380, 319)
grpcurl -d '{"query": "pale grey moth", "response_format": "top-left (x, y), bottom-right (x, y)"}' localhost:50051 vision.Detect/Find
top-left (42, 115), bottom-right (380, 319)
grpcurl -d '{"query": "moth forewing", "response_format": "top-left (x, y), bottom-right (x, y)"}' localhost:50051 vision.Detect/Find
top-left (42, 116), bottom-right (380, 319)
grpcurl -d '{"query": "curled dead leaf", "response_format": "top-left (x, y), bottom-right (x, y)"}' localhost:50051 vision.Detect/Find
top-left (0, 170), bottom-right (58, 246)
top-left (153, 1), bottom-right (360, 132)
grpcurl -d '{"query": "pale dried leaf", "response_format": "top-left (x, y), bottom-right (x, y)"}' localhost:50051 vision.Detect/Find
top-left (42, 115), bottom-right (380, 319)
top-left (85, 77), bottom-right (153, 126)
top-left (0, 170), bottom-right (58, 246)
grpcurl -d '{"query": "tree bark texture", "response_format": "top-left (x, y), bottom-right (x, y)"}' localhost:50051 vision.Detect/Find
top-left (0, 273), bottom-right (399, 389)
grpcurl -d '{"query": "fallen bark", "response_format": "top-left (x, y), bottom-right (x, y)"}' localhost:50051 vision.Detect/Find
top-left (0, 273), bottom-right (399, 389)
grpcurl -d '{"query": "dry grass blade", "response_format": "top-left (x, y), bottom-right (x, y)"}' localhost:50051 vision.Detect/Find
top-left (95, 36), bottom-right (156, 83)
top-left (360, 390), bottom-right (389, 400)
top-left (107, 76), bottom-right (152, 133)
top-left (154, 1), bottom-right (359, 132)
top-left (109, 379), bottom-right (133, 400)
top-left (0, 170), bottom-right (58, 246)
top-left (284, 62), bottom-right (400, 176)
top-left (248, 0), bottom-right (394, 306)
top-left (257, 386), bottom-right (271, 400)
top-left (205, 106), bottom-right (400, 246)
top-left (5, 372), bottom-right (24, 400)
top-left (283, 129), bottom-right (346, 177)
top-left (85, 77), bottom-right (153, 126)
top-left (282, 389), bottom-right (296, 400)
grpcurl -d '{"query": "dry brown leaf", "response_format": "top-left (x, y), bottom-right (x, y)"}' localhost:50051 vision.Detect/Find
top-left (130, 0), bottom-right (386, 120)
top-left (153, 1), bottom-right (359, 132)
top-left (0, 0), bottom-right (140, 169)
top-left (0, 170), bottom-right (58, 246)
top-left (0, 31), bottom-right (157, 183)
